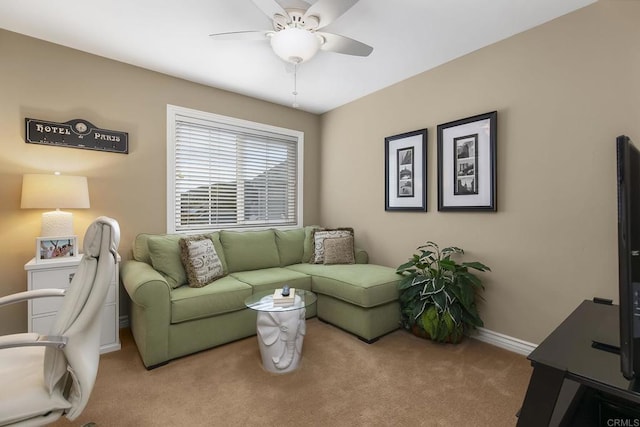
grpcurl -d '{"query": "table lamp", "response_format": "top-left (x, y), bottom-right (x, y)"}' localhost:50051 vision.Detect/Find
top-left (21, 172), bottom-right (90, 237)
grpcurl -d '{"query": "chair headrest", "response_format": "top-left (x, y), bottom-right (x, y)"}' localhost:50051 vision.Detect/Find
top-left (83, 216), bottom-right (120, 257)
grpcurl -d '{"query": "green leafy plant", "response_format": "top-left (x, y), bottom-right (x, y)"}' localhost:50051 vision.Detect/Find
top-left (396, 241), bottom-right (490, 343)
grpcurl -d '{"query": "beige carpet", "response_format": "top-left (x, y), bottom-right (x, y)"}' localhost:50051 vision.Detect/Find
top-left (52, 319), bottom-right (532, 426)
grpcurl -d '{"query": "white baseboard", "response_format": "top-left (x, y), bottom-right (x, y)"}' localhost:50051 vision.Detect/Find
top-left (471, 327), bottom-right (537, 356)
top-left (117, 314), bottom-right (535, 356)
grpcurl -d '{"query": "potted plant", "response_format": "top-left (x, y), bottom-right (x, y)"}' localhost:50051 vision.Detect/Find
top-left (396, 241), bottom-right (490, 343)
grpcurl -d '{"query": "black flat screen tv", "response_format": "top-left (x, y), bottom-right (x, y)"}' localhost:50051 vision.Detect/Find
top-left (616, 135), bottom-right (640, 380)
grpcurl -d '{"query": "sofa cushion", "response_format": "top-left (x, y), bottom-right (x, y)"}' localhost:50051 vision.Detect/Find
top-left (230, 267), bottom-right (312, 294)
top-left (170, 275), bottom-right (253, 324)
top-left (311, 228), bottom-right (354, 264)
top-left (179, 236), bottom-right (224, 288)
top-left (207, 232), bottom-right (228, 274)
top-left (275, 228), bottom-right (305, 266)
top-left (220, 229), bottom-right (280, 273)
top-left (285, 264), bottom-right (399, 308)
top-left (145, 232), bottom-right (228, 289)
top-left (323, 236), bottom-right (355, 265)
top-left (302, 225), bottom-right (320, 263)
top-left (147, 235), bottom-right (186, 289)
top-left (132, 233), bottom-right (153, 264)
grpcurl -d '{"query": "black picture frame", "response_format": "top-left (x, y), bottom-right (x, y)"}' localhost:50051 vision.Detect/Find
top-left (385, 129), bottom-right (427, 211)
top-left (437, 111), bottom-right (497, 211)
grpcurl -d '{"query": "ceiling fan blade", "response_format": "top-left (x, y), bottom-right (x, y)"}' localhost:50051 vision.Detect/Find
top-left (209, 30), bottom-right (270, 41)
top-left (318, 32), bottom-right (373, 57)
top-left (251, 0), bottom-right (289, 20)
top-left (303, 0), bottom-right (359, 29)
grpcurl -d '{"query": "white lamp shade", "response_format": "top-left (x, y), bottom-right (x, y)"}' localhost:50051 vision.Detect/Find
top-left (21, 174), bottom-right (90, 209)
top-left (270, 28), bottom-right (321, 63)
top-left (21, 173), bottom-right (90, 237)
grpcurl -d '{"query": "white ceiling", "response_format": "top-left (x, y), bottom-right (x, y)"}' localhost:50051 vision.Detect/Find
top-left (0, 0), bottom-right (596, 114)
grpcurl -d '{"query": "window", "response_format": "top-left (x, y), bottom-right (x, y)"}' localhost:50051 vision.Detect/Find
top-left (167, 105), bottom-right (303, 233)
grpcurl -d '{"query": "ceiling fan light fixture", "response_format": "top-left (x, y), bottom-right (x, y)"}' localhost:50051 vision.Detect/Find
top-left (270, 28), bottom-right (322, 63)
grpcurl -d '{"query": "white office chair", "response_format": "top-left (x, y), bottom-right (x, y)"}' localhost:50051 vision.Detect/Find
top-left (0, 217), bottom-right (120, 426)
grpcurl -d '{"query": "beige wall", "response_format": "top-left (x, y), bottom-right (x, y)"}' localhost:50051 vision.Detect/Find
top-left (0, 29), bottom-right (321, 334)
top-left (2, 1), bottom-right (638, 345)
top-left (320, 0), bottom-right (640, 344)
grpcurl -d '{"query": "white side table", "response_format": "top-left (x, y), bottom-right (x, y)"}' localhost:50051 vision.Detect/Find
top-left (245, 289), bottom-right (317, 374)
top-left (24, 254), bottom-right (121, 354)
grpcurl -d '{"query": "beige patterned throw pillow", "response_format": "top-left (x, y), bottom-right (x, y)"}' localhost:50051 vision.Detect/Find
top-left (311, 228), bottom-right (354, 264)
top-left (323, 236), bottom-right (355, 265)
top-left (179, 236), bottom-right (224, 288)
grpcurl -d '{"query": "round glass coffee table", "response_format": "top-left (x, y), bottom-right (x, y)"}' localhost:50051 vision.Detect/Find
top-left (244, 289), bottom-right (317, 374)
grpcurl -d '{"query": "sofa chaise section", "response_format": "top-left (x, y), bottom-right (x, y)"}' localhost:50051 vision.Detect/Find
top-left (286, 264), bottom-right (400, 341)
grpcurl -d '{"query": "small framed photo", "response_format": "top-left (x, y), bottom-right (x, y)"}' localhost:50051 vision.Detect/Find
top-left (385, 129), bottom-right (427, 211)
top-left (437, 111), bottom-right (497, 211)
top-left (36, 236), bottom-right (78, 262)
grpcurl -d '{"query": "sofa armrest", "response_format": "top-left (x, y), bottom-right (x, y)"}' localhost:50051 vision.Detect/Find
top-left (355, 247), bottom-right (369, 264)
top-left (120, 260), bottom-right (172, 368)
top-left (121, 260), bottom-right (171, 306)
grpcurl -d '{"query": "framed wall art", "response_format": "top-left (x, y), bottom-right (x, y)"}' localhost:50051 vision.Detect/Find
top-left (437, 111), bottom-right (497, 211)
top-left (36, 236), bottom-right (78, 263)
top-left (385, 129), bottom-right (427, 211)
top-left (25, 118), bottom-right (129, 154)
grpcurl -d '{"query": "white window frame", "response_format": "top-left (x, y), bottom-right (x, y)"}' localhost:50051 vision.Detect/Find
top-left (166, 104), bottom-right (304, 233)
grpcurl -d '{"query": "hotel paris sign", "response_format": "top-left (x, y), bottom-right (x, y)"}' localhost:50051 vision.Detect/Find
top-left (25, 118), bottom-right (128, 154)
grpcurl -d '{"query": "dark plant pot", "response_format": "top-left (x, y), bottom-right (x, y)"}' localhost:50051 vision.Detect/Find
top-left (411, 325), bottom-right (429, 339)
top-left (411, 325), bottom-right (464, 344)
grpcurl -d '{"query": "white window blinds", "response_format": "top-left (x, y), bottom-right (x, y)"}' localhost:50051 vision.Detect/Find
top-left (167, 105), bottom-right (303, 233)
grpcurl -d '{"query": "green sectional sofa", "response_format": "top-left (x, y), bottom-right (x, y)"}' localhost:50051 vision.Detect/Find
top-left (120, 227), bottom-right (400, 368)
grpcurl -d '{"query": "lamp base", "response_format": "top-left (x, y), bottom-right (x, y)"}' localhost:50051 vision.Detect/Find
top-left (41, 210), bottom-right (73, 237)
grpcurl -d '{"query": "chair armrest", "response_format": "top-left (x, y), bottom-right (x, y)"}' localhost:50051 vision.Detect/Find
top-left (0, 332), bottom-right (68, 350)
top-left (0, 289), bottom-right (65, 307)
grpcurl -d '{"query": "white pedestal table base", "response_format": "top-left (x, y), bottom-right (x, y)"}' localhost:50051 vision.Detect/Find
top-left (256, 307), bottom-right (306, 374)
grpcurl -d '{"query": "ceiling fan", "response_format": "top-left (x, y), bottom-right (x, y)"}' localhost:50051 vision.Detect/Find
top-left (209, 0), bottom-right (374, 64)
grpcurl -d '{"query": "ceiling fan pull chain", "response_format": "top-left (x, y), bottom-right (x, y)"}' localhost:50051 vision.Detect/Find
top-left (292, 61), bottom-right (299, 109)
